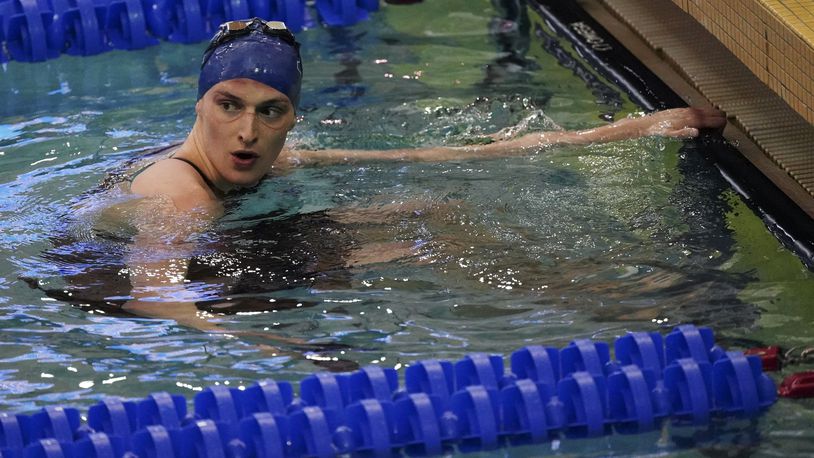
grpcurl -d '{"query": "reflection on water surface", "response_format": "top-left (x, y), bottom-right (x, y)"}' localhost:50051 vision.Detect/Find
top-left (0, 0), bottom-right (812, 455)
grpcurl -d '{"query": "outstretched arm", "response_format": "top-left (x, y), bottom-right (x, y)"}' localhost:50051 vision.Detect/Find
top-left (529, 107), bottom-right (726, 144)
top-left (280, 107), bottom-right (726, 167)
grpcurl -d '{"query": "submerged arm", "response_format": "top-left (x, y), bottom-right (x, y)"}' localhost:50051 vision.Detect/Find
top-left (120, 198), bottom-right (221, 330)
top-left (118, 198), bottom-right (338, 350)
top-left (281, 107), bottom-right (726, 166)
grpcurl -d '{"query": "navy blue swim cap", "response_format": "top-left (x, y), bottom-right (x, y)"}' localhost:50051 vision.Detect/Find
top-left (198, 22), bottom-right (303, 107)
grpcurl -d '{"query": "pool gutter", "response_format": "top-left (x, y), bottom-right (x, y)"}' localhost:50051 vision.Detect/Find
top-left (528, 0), bottom-right (814, 270)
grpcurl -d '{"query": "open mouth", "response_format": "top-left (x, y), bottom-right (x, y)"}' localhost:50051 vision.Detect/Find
top-left (232, 151), bottom-right (258, 161)
top-left (230, 150), bottom-right (260, 169)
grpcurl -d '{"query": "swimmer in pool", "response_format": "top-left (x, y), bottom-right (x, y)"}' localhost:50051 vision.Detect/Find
top-left (116, 18), bottom-right (726, 337)
top-left (130, 18), bottom-right (726, 214)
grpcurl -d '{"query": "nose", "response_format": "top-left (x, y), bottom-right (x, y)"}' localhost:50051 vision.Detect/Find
top-left (237, 111), bottom-right (259, 146)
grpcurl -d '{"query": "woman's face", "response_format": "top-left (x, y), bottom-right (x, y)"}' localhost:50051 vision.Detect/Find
top-left (195, 78), bottom-right (295, 188)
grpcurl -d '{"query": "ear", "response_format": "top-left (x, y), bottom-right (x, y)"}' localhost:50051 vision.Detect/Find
top-left (195, 99), bottom-right (202, 115)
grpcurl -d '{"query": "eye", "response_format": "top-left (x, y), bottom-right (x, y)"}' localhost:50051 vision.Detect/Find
top-left (259, 105), bottom-right (286, 119)
top-left (218, 100), bottom-right (241, 112)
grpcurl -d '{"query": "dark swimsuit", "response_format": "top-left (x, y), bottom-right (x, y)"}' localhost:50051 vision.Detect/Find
top-left (32, 143), bottom-right (355, 316)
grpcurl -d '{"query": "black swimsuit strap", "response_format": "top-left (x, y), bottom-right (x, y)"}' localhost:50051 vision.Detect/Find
top-left (170, 157), bottom-right (226, 198)
top-left (125, 143), bottom-right (183, 184)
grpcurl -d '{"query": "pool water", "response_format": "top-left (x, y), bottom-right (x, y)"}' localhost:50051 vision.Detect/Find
top-left (1, 0), bottom-right (813, 455)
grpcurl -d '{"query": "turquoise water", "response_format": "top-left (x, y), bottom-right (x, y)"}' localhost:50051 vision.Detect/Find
top-left (1, 0), bottom-right (813, 455)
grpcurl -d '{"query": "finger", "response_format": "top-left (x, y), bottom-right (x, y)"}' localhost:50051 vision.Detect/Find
top-left (667, 127), bottom-right (699, 139)
top-left (693, 107), bottom-right (727, 128)
top-left (707, 112), bottom-right (727, 128)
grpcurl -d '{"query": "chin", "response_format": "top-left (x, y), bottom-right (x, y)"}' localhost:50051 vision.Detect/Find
top-left (221, 159), bottom-right (270, 187)
top-left (234, 178), bottom-right (262, 189)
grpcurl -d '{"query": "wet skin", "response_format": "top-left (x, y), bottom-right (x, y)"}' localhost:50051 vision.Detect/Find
top-left (130, 78), bottom-right (296, 213)
top-left (130, 77), bottom-right (726, 214)
top-left (117, 80), bottom-right (727, 362)
top-left (190, 78), bottom-right (295, 189)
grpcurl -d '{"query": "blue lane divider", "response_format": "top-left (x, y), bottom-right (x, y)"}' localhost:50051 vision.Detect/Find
top-left (500, 378), bottom-right (561, 445)
top-left (405, 359), bottom-right (455, 406)
top-left (49, 0), bottom-right (109, 56)
top-left (141, 0), bottom-right (173, 40)
top-left (87, 398), bottom-right (139, 444)
top-left (349, 366), bottom-right (398, 403)
top-left (205, 0), bottom-right (250, 33)
top-left (255, 0), bottom-right (306, 32)
top-left (0, 1), bottom-right (10, 62)
top-left (105, 0), bottom-right (157, 50)
top-left (138, 392), bottom-right (188, 430)
top-left (29, 407), bottom-right (83, 445)
top-left (0, 0), bottom-right (379, 62)
top-left (315, 0), bottom-right (377, 27)
top-left (392, 393), bottom-right (452, 456)
top-left (615, 331), bottom-right (665, 376)
top-left (0, 325), bottom-right (778, 457)
top-left (132, 425), bottom-right (179, 457)
top-left (455, 353), bottom-right (508, 391)
top-left (561, 339), bottom-right (611, 378)
top-left (5, 0), bottom-right (60, 62)
top-left (665, 358), bottom-right (714, 425)
top-left (510, 345), bottom-right (560, 388)
top-left (346, 399), bottom-right (397, 456)
top-left (713, 351), bottom-right (776, 416)
top-left (76, 432), bottom-right (128, 458)
top-left (239, 379), bottom-right (293, 417)
top-left (237, 412), bottom-right (287, 458)
top-left (163, 0), bottom-right (208, 44)
top-left (607, 365), bottom-right (669, 434)
top-left (450, 385), bottom-right (501, 453)
top-left (558, 371), bottom-right (609, 438)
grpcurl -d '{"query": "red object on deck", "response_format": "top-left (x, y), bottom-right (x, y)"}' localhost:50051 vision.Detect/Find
top-left (778, 371), bottom-right (814, 398)
top-left (745, 345), bottom-right (782, 372)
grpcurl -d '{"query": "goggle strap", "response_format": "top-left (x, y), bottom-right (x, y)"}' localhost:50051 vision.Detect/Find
top-left (202, 19), bottom-right (298, 67)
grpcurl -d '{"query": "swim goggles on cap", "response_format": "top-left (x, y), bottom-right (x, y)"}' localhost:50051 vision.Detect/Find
top-left (203, 18), bottom-right (297, 60)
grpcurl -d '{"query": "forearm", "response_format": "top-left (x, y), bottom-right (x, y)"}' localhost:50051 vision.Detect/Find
top-left (559, 114), bottom-right (680, 144)
top-left (475, 108), bottom-right (724, 147)
top-left (557, 107), bottom-right (726, 144)
top-left (121, 254), bottom-right (218, 329)
top-left (283, 117), bottom-right (671, 166)
top-left (121, 221), bottom-right (218, 329)
top-left (295, 146), bottom-right (466, 165)
top-left (283, 131), bottom-right (566, 166)
top-left (122, 296), bottom-right (222, 331)
top-left (283, 120), bottom-right (652, 166)
top-left (279, 107), bottom-right (725, 167)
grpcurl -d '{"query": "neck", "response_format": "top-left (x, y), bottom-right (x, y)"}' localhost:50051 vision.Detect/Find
top-left (177, 122), bottom-right (235, 195)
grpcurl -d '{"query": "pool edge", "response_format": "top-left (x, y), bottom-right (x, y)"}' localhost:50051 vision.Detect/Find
top-left (529, 0), bottom-right (814, 269)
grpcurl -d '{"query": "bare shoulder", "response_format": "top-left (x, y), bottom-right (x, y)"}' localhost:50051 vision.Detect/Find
top-left (130, 159), bottom-right (214, 210)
